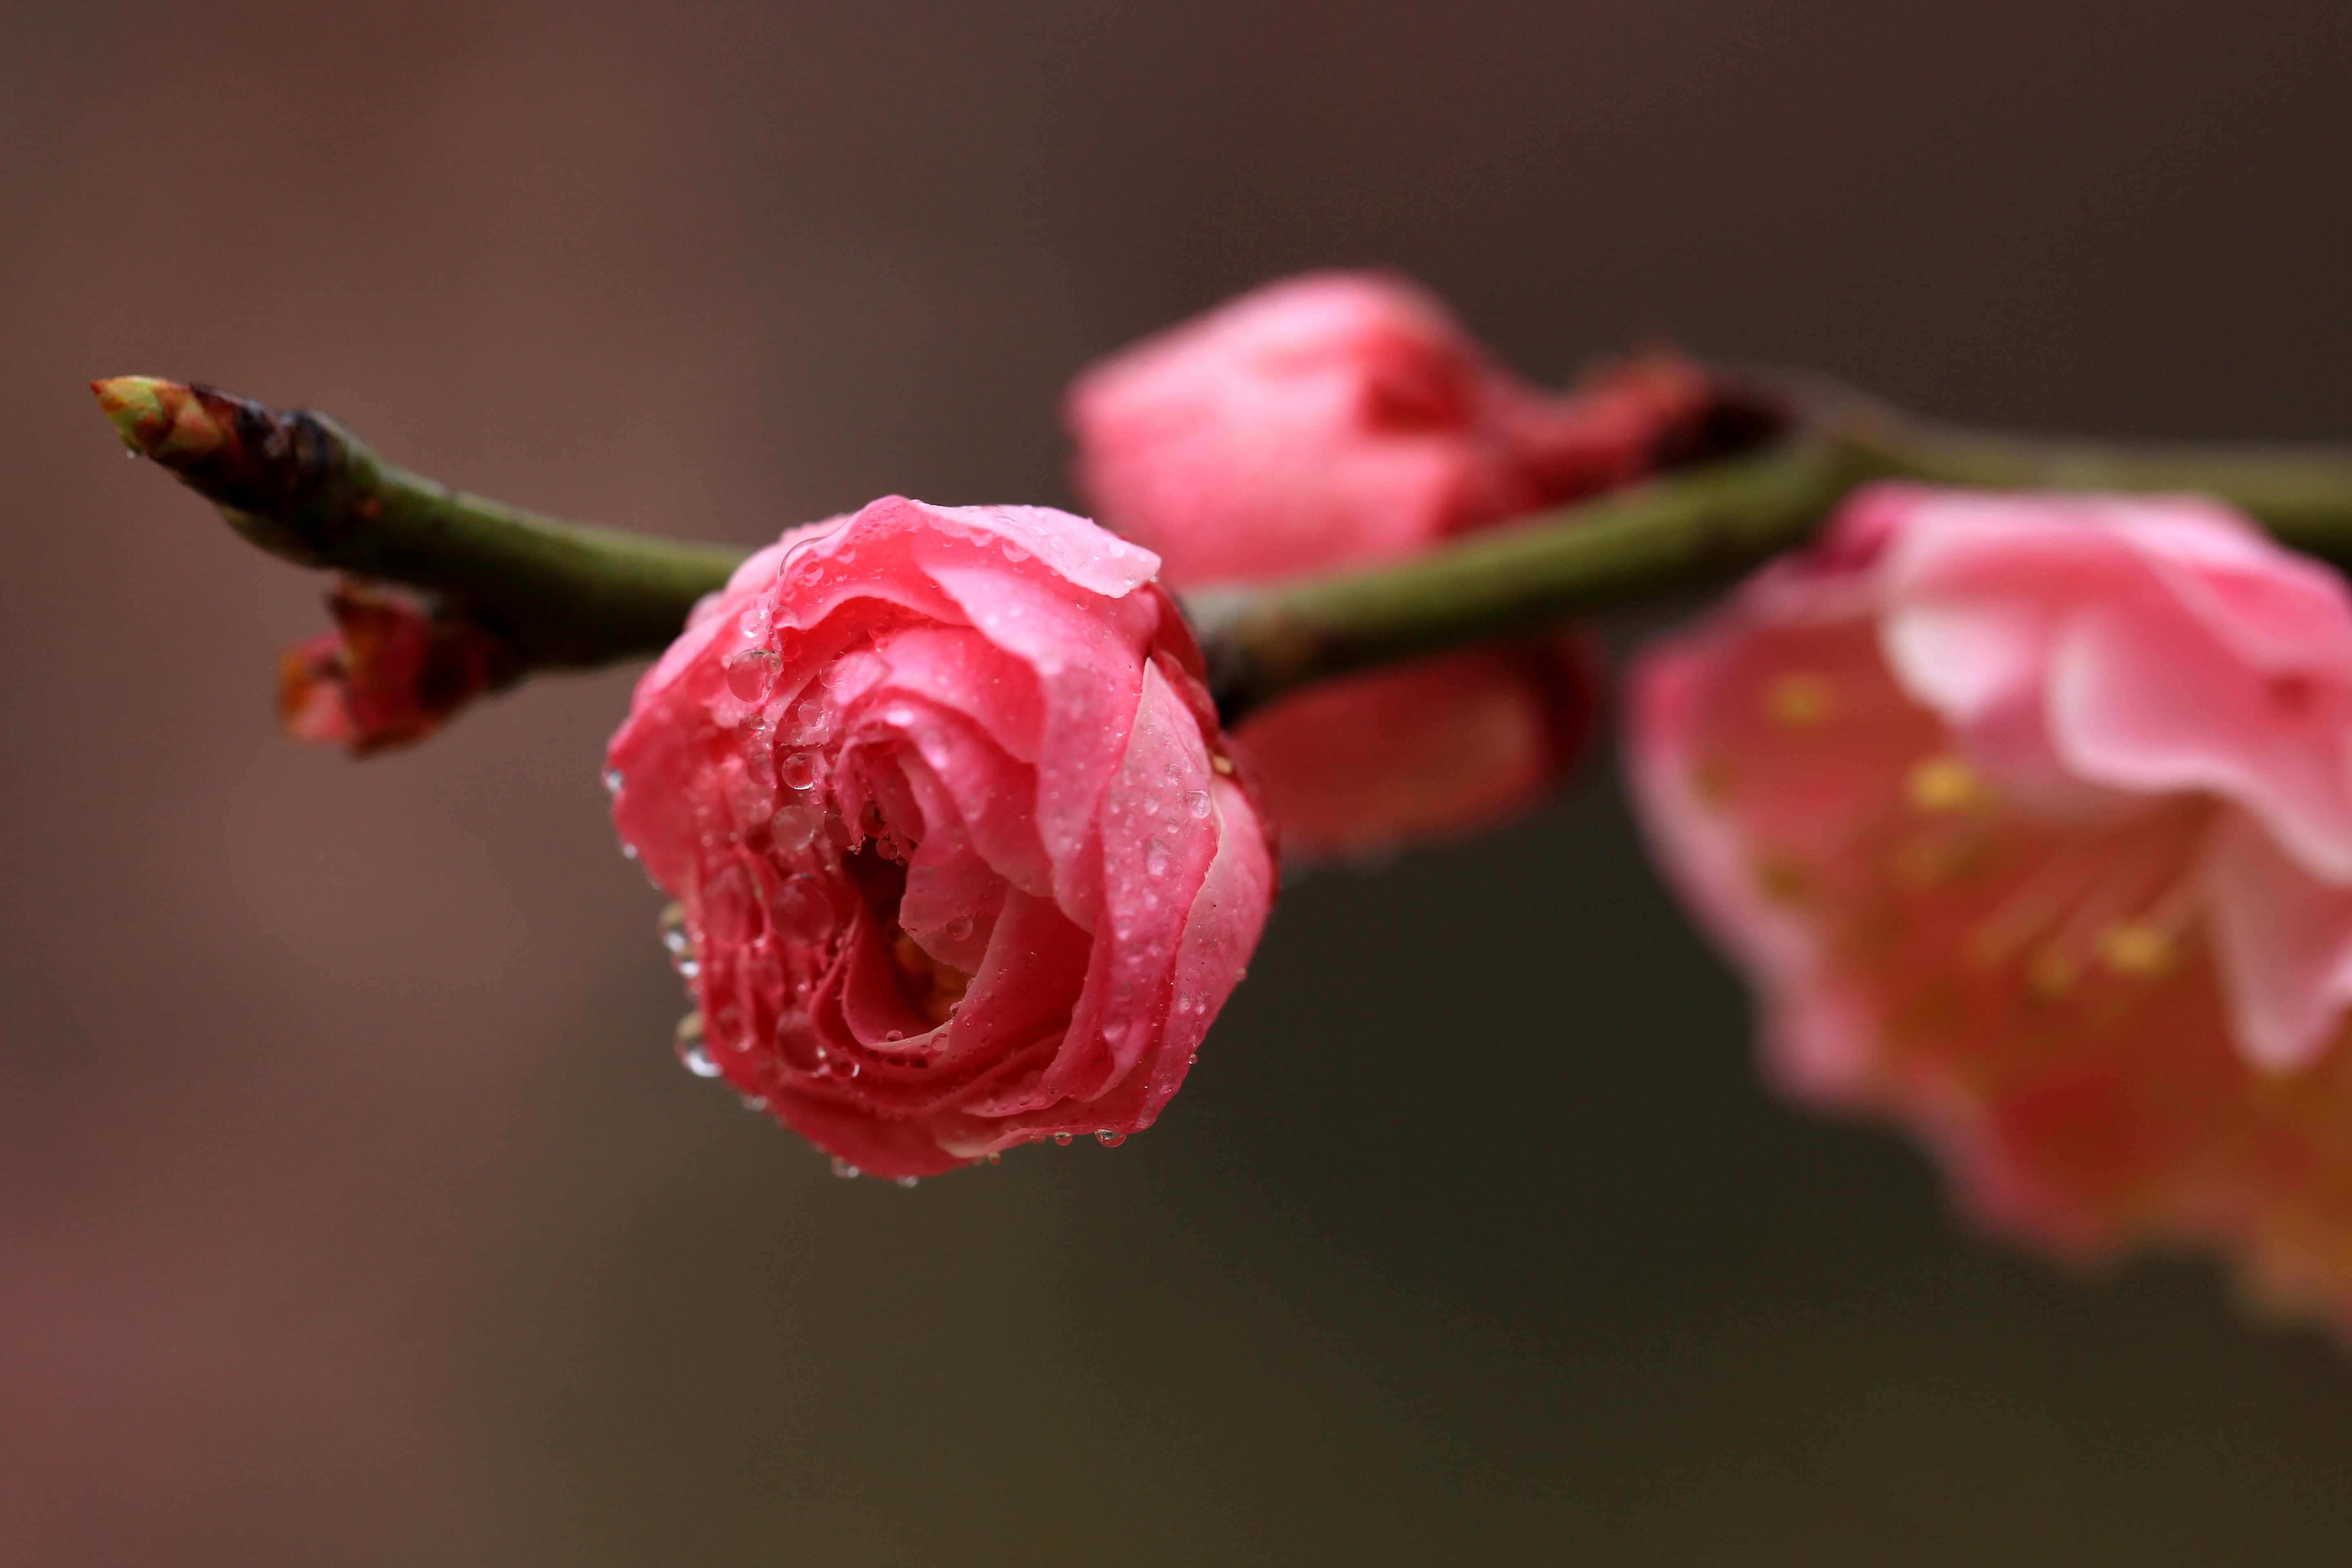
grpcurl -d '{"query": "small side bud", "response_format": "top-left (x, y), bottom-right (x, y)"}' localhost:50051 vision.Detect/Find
top-left (277, 578), bottom-right (521, 755)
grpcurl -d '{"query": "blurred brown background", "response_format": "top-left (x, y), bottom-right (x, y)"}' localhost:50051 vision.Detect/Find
top-left (7, 2), bottom-right (2352, 1563)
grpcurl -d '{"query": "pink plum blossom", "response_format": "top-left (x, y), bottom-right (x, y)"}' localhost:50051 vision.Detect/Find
top-left (607, 498), bottom-right (1275, 1179)
top-left (1628, 483), bottom-right (2352, 1328)
top-left (1069, 272), bottom-right (1729, 860)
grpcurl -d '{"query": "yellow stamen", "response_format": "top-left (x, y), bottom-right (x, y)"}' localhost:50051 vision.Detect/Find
top-left (890, 927), bottom-right (973, 1028)
top-left (1907, 754), bottom-right (1989, 812)
top-left (1764, 672), bottom-right (1833, 728)
top-left (1690, 757), bottom-right (1735, 806)
top-left (2027, 944), bottom-right (2080, 1000)
top-left (1755, 857), bottom-right (1809, 904)
top-left (2099, 921), bottom-right (2175, 977)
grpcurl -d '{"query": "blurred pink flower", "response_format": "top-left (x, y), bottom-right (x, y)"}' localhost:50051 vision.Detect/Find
top-left (607, 497), bottom-right (1275, 1179)
top-left (1068, 271), bottom-right (1735, 860)
top-left (277, 578), bottom-right (518, 755)
top-left (1628, 483), bottom-right (2352, 1328)
top-left (1233, 639), bottom-right (1601, 862)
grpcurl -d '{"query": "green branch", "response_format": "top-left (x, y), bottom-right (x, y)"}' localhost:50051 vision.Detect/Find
top-left (1188, 438), bottom-right (1860, 717)
top-left (1195, 387), bottom-right (2352, 717)
top-left (94, 373), bottom-right (2352, 736)
top-left (1826, 392), bottom-right (2352, 568)
top-left (95, 377), bottom-right (743, 667)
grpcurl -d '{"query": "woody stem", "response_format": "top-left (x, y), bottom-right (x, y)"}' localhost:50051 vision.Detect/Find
top-left (1194, 385), bottom-right (2352, 718)
top-left (96, 374), bottom-right (2352, 728)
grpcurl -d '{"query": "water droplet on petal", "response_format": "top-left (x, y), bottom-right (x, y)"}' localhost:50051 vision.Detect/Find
top-left (985, 1152), bottom-right (1002, 1165)
top-left (1144, 840), bottom-right (1170, 878)
top-left (673, 1011), bottom-right (720, 1076)
top-left (725, 647), bottom-right (781, 702)
top-left (894, 1175), bottom-right (920, 1188)
top-left (780, 751), bottom-right (820, 791)
top-left (603, 767), bottom-right (625, 795)
top-left (769, 803), bottom-right (824, 855)
top-left (883, 1029), bottom-right (904, 1043)
top-left (660, 905), bottom-right (701, 975)
top-left (1096, 1130), bottom-right (1125, 1147)
top-left (1187, 1052), bottom-right (1198, 1064)
top-left (1000, 540), bottom-right (1030, 563)
top-left (1053, 1132), bottom-right (1074, 1146)
top-left (831, 1157), bottom-right (862, 1180)
top-left (769, 873), bottom-right (836, 944)
top-left (1185, 789), bottom-right (1211, 820)
top-left (773, 1006), bottom-right (825, 1071)
top-left (740, 1093), bottom-right (767, 1112)
top-left (782, 695), bottom-right (837, 746)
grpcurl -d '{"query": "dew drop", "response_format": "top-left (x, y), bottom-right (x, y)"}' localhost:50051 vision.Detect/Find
top-left (944, 913), bottom-right (976, 942)
top-left (660, 906), bottom-right (702, 976)
top-left (894, 1175), bottom-right (920, 1189)
top-left (773, 1006), bottom-right (825, 1071)
top-left (770, 873), bottom-right (836, 945)
top-left (1185, 789), bottom-right (1211, 820)
top-left (782, 693), bottom-right (837, 746)
top-left (831, 1157), bottom-right (862, 1180)
top-left (1095, 1130), bottom-right (1125, 1148)
top-left (780, 751), bottom-right (820, 791)
top-left (769, 803), bottom-right (824, 855)
top-left (883, 1029), bottom-right (904, 1043)
top-left (673, 1011), bottom-right (720, 1076)
top-left (985, 1152), bottom-right (1002, 1165)
top-left (740, 1094), bottom-right (767, 1112)
top-left (1145, 839), bottom-right (1170, 878)
top-left (603, 767), bottom-right (625, 795)
top-left (1187, 1053), bottom-right (1198, 1065)
top-left (725, 647), bottom-right (781, 702)
top-left (1053, 1132), bottom-right (1074, 1146)
top-left (1000, 540), bottom-right (1031, 563)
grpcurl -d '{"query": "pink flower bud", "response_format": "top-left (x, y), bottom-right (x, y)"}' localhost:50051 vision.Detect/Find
top-left (1628, 483), bottom-right (2352, 1330)
top-left (276, 579), bottom-right (519, 755)
top-left (606, 498), bottom-right (1275, 1179)
top-left (1068, 272), bottom-right (1746, 858)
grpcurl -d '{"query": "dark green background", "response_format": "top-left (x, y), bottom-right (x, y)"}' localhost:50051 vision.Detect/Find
top-left (6, 2), bottom-right (2352, 1561)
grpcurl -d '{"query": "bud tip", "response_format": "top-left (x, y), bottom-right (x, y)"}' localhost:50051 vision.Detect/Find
top-left (90, 375), bottom-right (227, 464)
